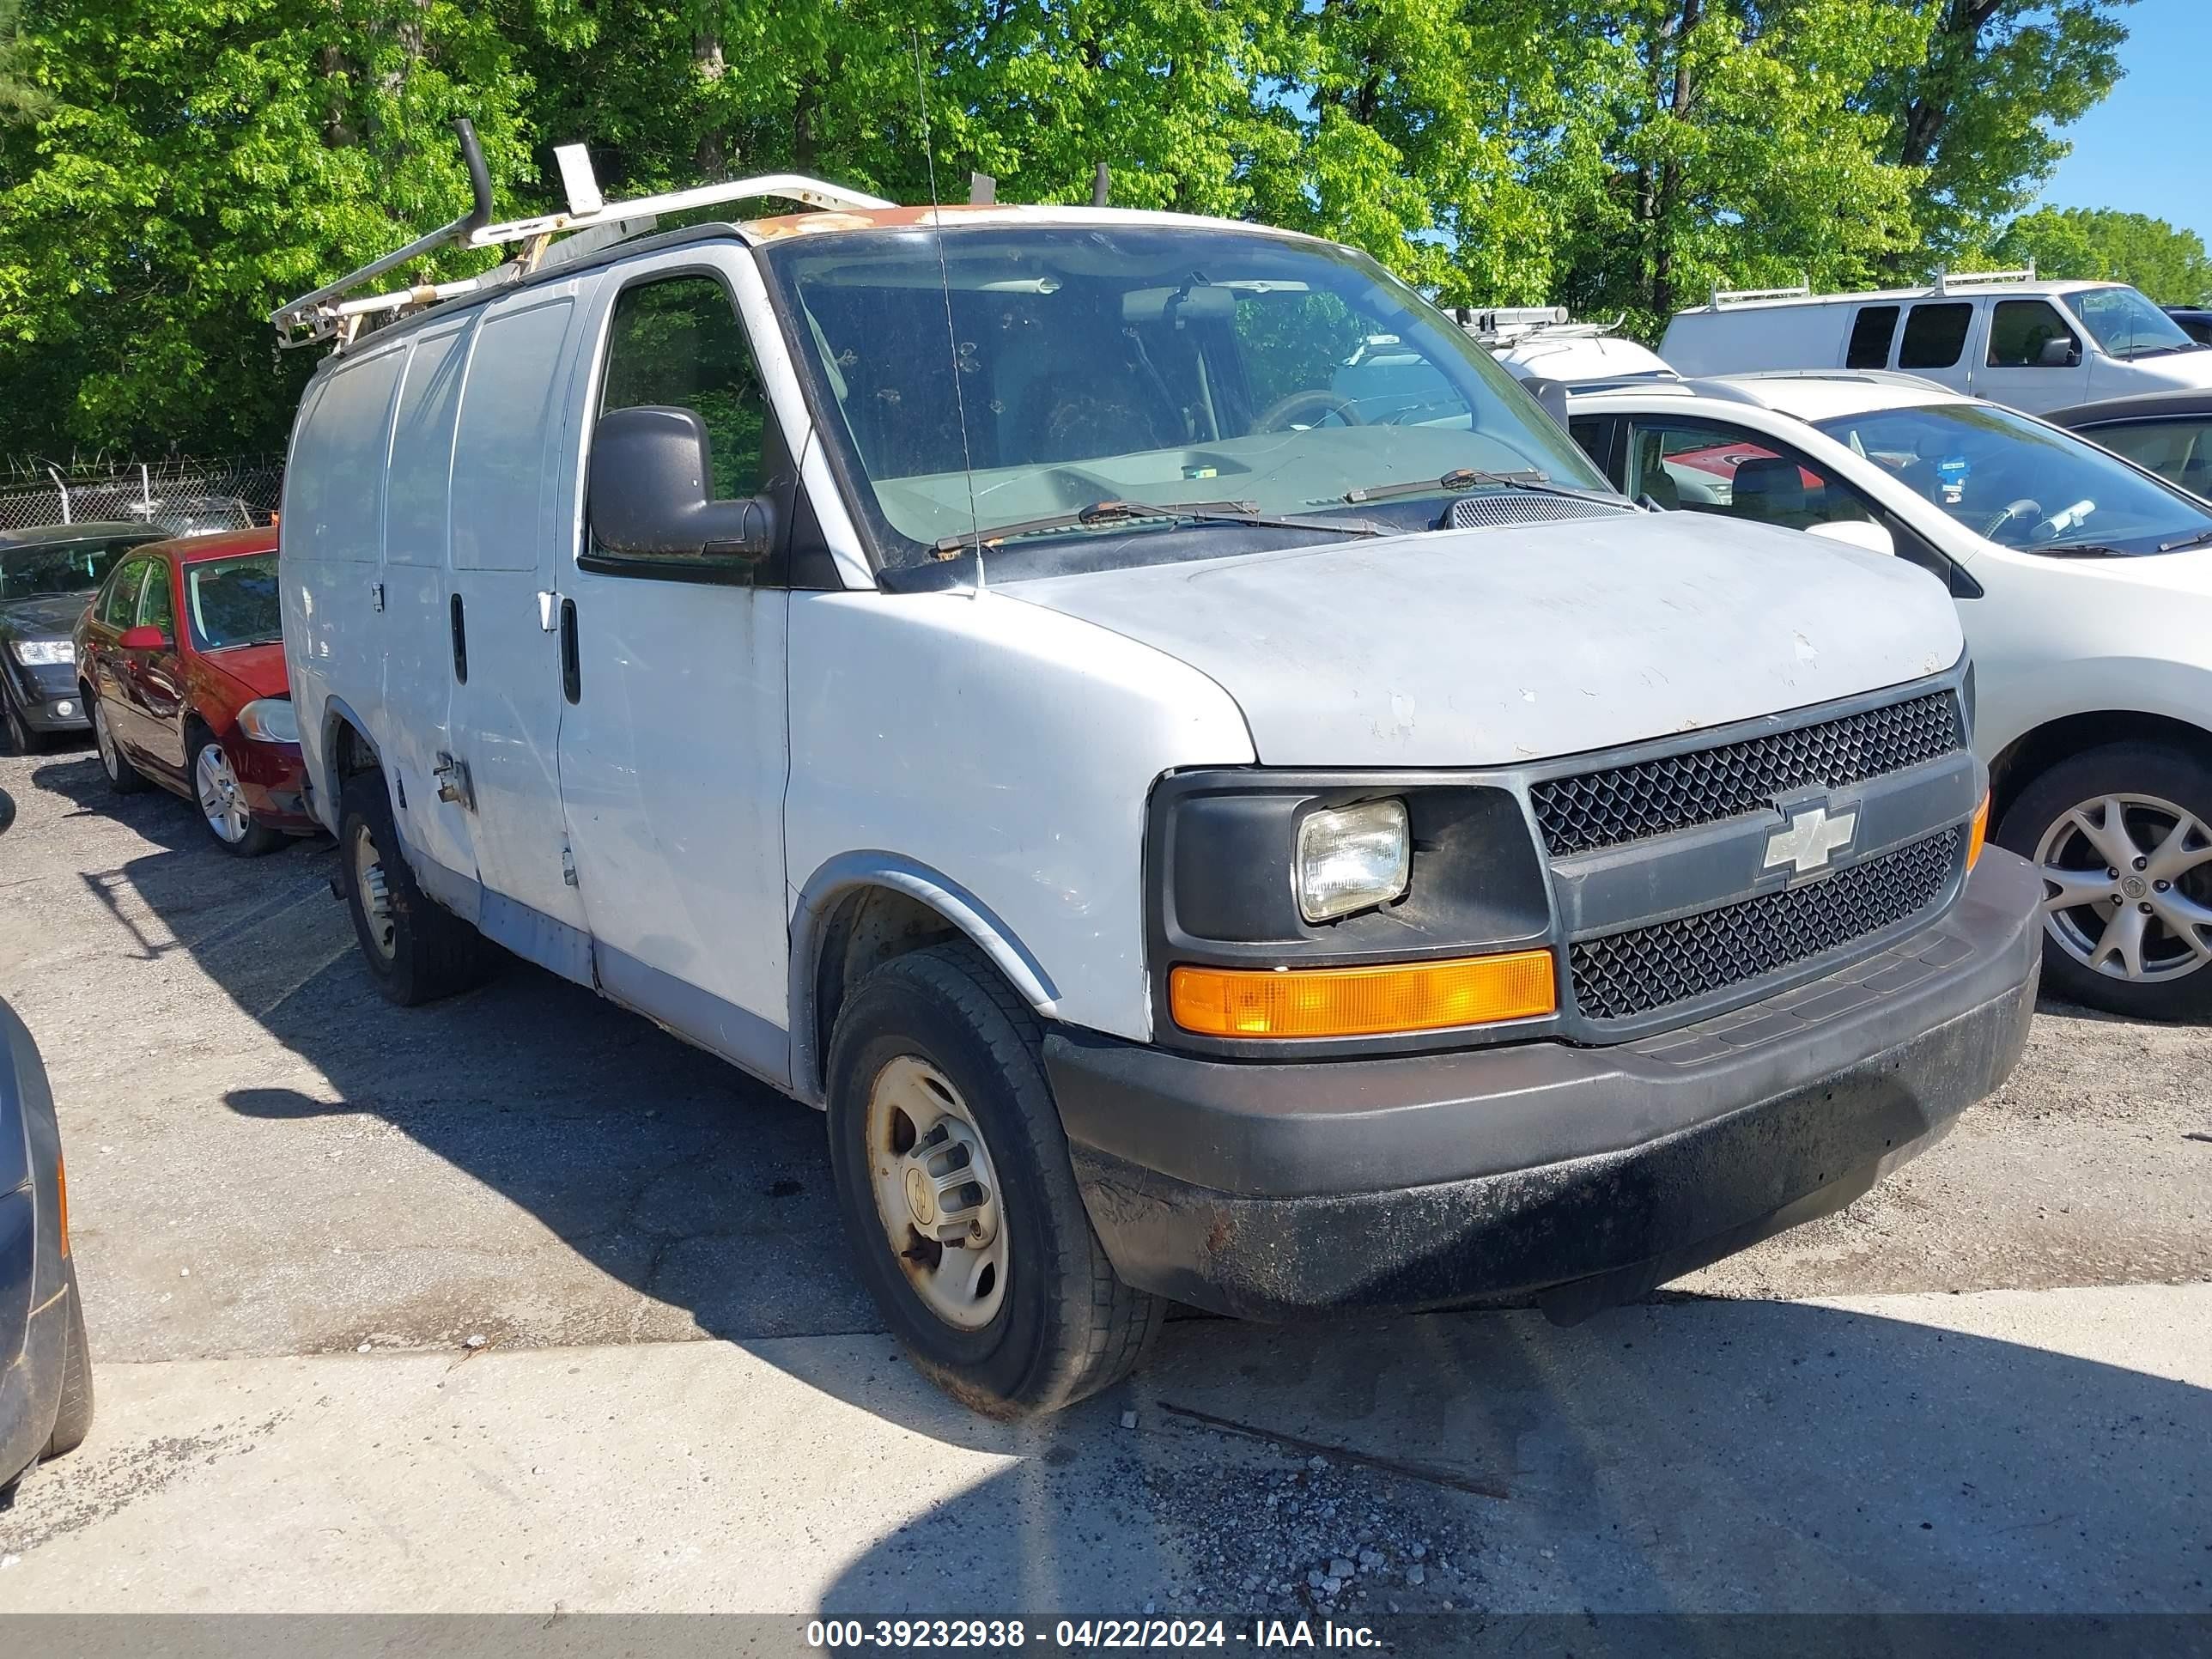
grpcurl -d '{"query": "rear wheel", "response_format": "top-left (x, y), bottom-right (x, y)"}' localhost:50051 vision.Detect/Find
top-left (191, 730), bottom-right (283, 857)
top-left (826, 941), bottom-right (1164, 1416)
top-left (1996, 741), bottom-right (2212, 1020)
top-left (88, 693), bottom-right (145, 793)
top-left (43, 1259), bottom-right (94, 1460)
top-left (337, 770), bottom-right (496, 1005)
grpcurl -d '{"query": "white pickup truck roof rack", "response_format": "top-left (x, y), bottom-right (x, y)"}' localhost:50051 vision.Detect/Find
top-left (269, 121), bottom-right (893, 351)
top-left (1451, 307), bottom-right (1630, 347)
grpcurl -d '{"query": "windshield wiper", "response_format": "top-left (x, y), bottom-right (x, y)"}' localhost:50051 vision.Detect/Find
top-left (1341, 467), bottom-right (1629, 508)
top-left (2033, 542), bottom-right (2130, 558)
top-left (931, 498), bottom-right (1380, 556)
top-left (2158, 526), bottom-right (2212, 553)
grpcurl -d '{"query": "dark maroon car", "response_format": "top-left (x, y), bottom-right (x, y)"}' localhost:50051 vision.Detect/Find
top-left (72, 528), bottom-right (313, 856)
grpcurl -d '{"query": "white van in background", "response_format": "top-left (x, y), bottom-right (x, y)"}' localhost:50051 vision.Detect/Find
top-left (1662, 270), bottom-right (2212, 414)
top-left (1455, 307), bottom-right (1680, 388)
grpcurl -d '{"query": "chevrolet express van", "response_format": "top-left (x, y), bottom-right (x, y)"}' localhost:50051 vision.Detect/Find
top-left (273, 138), bottom-right (2041, 1416)
top-left (1663, 272), bottom-right (2212, 415)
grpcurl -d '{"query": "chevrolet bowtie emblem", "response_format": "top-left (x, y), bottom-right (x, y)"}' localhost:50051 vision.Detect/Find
top-left (1765, 804), bottom-right (1857, 876)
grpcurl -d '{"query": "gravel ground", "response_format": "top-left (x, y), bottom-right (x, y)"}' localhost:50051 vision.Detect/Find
top-left (1, 739), bottom-right (2207, 1374)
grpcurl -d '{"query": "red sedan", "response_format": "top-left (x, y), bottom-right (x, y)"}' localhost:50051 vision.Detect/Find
top-left (72, 528), bottom-right (313, 856)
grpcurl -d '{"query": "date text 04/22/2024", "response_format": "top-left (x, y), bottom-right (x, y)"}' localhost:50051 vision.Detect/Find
top-left (805, 1618), bottom-right (1382, 1649)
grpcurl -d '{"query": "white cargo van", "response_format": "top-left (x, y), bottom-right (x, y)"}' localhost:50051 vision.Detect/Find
top-left (1662, 271), bottom-right (2212, 415)
top-left (272, 130), bottom-right (2039, 1416)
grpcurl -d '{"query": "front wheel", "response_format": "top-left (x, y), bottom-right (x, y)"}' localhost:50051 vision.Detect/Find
top-left (337, 771), bottom-right (497, 1006)
top-left (826, 942), bottom-right (1164, 1416)
top-left (193, 733), bottom-right (283, 857)
top-left (1996, 741), bottom-right (2212, 1020)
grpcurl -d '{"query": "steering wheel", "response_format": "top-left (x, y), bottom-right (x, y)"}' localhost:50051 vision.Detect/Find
top-left (1253, 389), bottom-right (1366, 433)
top-left (1979, 498), bottom-right (2042, 540)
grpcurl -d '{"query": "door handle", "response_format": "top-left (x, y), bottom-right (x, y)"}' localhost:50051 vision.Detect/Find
top-left (449, 593), bottom-right (468, 684)
top-left (559, 598), bottom-right (580, 705)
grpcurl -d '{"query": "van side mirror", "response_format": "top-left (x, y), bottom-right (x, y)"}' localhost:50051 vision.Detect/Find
top-left (2038, 337), bottom-right (2080, 368)
top-left (586, 406), bottom-right (771, 566)
top-left (1521, 375), bottom-right (1571, 430)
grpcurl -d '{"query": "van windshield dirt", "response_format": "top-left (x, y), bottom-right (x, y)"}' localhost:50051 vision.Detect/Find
top-left (759, 224), bottom-right (1613, 570)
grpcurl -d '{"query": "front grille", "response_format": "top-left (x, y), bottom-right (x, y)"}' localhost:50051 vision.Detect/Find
top-left (1531, 690), bottom-right (1962, 856)
top-left (1569, 828), bottom-right (1962, 1021)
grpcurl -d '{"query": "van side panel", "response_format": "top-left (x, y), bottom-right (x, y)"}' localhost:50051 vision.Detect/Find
top-left (1660, 304), bottom-right (1850, 377)
top-left (784, 591), bottom-right (1256, 1047)
top-left (377, 318), bottom-right (480, 883)
top-left (441, 290), bottom-right (596, 965)
top-left (279, 343), bottom-right (410, 832)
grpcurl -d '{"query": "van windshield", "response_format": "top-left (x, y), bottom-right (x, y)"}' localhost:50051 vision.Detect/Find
top-left (2060, 286), bottom-right (2202, 361)
top-left (760, 224), bottom-right (1612, 569)
top-left (1813, 401), bottom-right (2212, 556)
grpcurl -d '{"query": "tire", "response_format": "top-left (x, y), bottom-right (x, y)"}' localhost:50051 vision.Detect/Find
top-left (1996, 740), bottom-right (2212, 1021)
top-left (825, 940), bottom-right (1164, 1417)
top-left (337, 770), bottom-right (497, 1006)
top-left (189, 726), bottom-right (283, 858)
top-left (43, 1259), bottom-right (94, 1460)
top-left (3, 688), bottom-right (37, 757)
top-left (88, 691), bottom-right (145, 793)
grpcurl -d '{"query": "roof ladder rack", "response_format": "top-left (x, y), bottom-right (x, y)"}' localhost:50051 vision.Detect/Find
top-left (1934, 264), bottom-right (2035, 293)
top-left (270, 122), bottom-right (893, 351)
top-left (1709, 281), bottom-right (1812, 308)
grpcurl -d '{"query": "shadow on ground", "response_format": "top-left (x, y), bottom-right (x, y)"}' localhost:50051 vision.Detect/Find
top-left (819, 1294), bottom-right (2212, 1618)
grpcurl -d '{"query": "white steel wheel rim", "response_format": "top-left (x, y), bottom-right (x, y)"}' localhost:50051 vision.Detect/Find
top-left (350, 821), bottom-right (398, 963)
top-left (195, 743), bottom-right (252, 843)
top-left (2033, 792), bottom-right (2212, 983)
top-left (864, 1055), bottom-right (1008, 1332)
top-left (93, 701), bottom-right (118, 777)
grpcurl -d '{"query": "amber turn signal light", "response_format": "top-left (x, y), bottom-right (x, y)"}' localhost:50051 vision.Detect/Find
top-left (1967, 790), bottom-right (1989, 871)
top-left (1170, 950), bottom-right (1558, 1039)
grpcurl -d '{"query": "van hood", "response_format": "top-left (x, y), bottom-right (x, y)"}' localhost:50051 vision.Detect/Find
top-left (1005, 513), bottom-right (1964, 767)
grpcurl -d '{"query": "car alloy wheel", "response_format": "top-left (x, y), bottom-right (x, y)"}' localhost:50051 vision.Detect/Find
top-left (863, 1054), bottom-right (1008, 1332)
top-left (349, 820), bottom-right (398, 963)
top-left (195, 743), bottom-right (253, 844)
top-left (2033, 792), bottom-right (2212, 983)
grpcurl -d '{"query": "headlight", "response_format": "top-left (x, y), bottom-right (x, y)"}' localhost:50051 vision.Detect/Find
top-left (234, 697), bottom-right (299, 744)
top-left (1295, 799), bottom-right (1411, 922)
top-left (9, 639), bottom-right (74, 666)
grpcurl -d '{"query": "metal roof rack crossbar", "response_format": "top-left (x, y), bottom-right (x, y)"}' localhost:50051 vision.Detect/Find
top-left (270, 123), bottom-right (894, 350)
top-left (1709, 281), bottom-right (1812, 307)
top-left (1934, 264), bottom-right (2035, 292)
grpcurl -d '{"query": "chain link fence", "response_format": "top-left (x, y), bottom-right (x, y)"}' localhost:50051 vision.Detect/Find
top-left (0, 454), bottom-right (283, 537)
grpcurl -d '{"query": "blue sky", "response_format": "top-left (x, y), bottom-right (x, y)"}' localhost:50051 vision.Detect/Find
top-left (2039, 0), bottom-right (2209, 242)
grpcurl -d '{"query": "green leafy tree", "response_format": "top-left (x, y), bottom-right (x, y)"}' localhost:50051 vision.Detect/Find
top-left (1865, 0), bottom-right (2132, 263)
top-left (0, 0), bottom-right (537, 458)
top-left (0, 0), bottom-right (44, 123)
top-left (1991, 206), bottom-right (2212, 303)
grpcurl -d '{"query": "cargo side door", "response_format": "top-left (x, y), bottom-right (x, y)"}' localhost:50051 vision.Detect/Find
top-left (1893, 300), bottom-right (1976, 397)
top-left (376, 317), bottom-right (481, 889)
top-left (551, 248), bottom-right (794, 1083)
top-left (444, 285), bottom-right (597, 981)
